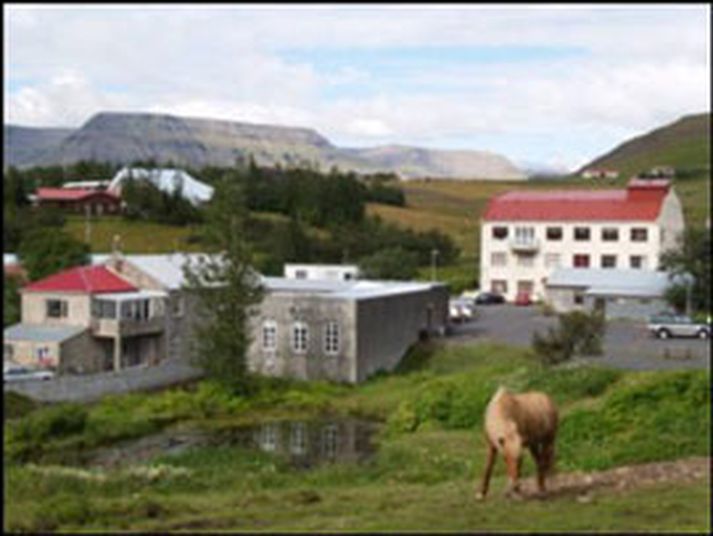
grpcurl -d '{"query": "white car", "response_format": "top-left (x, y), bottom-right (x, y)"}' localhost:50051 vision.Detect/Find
top-left (449, 298), bottom-right (475, 323)
top-left (3, 364), bottom-right (55, 383)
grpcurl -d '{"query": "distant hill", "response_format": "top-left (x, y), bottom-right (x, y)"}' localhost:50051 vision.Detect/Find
top-left (3, 125), bottom-right (74, 168)
top-left (3, 112), bottom-right (525, 181)
top-left (579, 113), bottom-right (711, 178)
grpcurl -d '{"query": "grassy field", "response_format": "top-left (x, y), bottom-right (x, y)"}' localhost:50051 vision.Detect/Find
top-left (4, 342), bottom-right (710, 532)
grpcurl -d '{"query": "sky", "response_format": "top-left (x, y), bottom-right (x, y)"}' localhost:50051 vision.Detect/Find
top-left (3, 3), bottom-right (711, 171)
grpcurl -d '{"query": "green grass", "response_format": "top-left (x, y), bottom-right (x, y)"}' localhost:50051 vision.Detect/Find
top-left (4, 342), bottom-right (710, 532)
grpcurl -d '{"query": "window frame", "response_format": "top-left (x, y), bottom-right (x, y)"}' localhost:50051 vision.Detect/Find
top-left (324, 321), bottom-right (340, 355)
top-left (601, 255), bottom-right (617, 268)
top-left (601, 228), bottom-right (619, 242)
top-left (574, 227), bottom-right (591, 241)
top-left (262, 320), bottom-right (278, 352)
top-left (631, 227), bottom-right (648, 242)
top-left (292, 321), bottom-right (309, 354)
top-left (492, 226), bottom-right (508, 240)
top-left (46, 299), bottom-right (68, 319)
top-left (546, 227), bottom-right (563, 241)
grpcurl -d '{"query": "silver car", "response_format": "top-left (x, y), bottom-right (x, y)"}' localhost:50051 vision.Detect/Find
top-left (3, 364), bottom-right (55, 383)
top-left (647, 314), bottom-right (710, 339)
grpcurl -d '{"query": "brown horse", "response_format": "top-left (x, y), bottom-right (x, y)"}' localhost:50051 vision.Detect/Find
top-left (475, 386), bottom-right (558, 500)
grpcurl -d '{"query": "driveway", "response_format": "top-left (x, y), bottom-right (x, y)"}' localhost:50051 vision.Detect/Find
top-left (448, 304), bottom-right (710, 370)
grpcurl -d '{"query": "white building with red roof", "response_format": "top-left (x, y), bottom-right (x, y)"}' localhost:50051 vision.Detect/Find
top-left (479, 178), bottom-right (684, 303)
top-left (32, 187), bottom-right (121, 215)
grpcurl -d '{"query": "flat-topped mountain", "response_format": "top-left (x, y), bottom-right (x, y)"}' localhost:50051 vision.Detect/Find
top-left (4, 111), bottom-right (525, 180)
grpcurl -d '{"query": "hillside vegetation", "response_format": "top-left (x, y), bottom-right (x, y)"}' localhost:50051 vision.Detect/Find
top-left (4, 342), bottom-right (710, 532)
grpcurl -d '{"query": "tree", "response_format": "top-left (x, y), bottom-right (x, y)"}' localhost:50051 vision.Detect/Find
top-left (531, 310), bottom-right (605, 366)
top-left (359, 247), bottom-right (420, 280)
top-left (18, 229), bottom-right (90, 281)
top-left (4, 275), bottom-right (21, 327)
top-left (660, 228), bottom-right (711, 314)
top-left (182, 169), bottom-right (264, 393)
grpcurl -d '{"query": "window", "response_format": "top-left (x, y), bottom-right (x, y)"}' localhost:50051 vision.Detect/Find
top-left (292, 322), bottom-right (308, 353)
top-left (546, 227), bottom-right (563, 240)
top-left (631, 228), bottom-right (648, 242)
top-left (36, 346), bottom-right (51, 365)
top-left (601, 255), bottom-right (617, 268)
top-left (46, 299), bottom-right (68, 319)
top-left (574, 292), bottom-right (585, 305)
top-left (324, 321), bottom-right (340, 355)
top-left (295, 270), bottom-right (308, 279)
top-left (517, 254), bottom-right (534, 267)
top-left (92, 300), bottom-right (117, 319)
top-left (574, 227), bottom-right (591, 241)
top-left (573, 254), bottom-right (590, 268)
top-left (322, 424), bottom-right (338, 460)
top-left (601, 228), bottom-right (619, 241)
top-left (262, 320), bottom-right (277, 351)
top-left (514, 226), bottom-right (535, 242)
top-left (491, 280), bottom-right (508, 295)
top-left (630, 255), bottom-right (647, 269)
top-left (545, 253), bottom-right (561, 268)
top-left (290, 423), bottom-right (307, 456)
top-left (491, 252), bottom-right (507, 267)
top-left (492, 226), bottom-right (508, 240)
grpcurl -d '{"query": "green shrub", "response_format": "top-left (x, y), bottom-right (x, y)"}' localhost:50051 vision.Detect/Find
top-left (531, 310), bottom-right (605, 365)
top-left (524, 366), bottom-right (622, 404)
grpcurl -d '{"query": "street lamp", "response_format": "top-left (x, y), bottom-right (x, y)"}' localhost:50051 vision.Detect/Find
top-left (431, 248), bottom-right (440, 282)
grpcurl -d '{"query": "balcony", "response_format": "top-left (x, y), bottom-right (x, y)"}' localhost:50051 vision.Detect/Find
top-left (509, 238), bottom-right (540, 253)
top-left (92, 316), bottom-right (165, 338)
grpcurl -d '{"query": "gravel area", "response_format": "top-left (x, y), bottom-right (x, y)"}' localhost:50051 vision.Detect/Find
top-left (448, 304), bottom-right (710, 370)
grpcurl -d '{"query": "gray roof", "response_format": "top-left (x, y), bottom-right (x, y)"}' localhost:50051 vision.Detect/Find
top-left (262, 276), bottom-right (443, 300)
top-left (547, 268), bottom-right (671, 297)
top-left (4, 324), bottom-right (86, 343)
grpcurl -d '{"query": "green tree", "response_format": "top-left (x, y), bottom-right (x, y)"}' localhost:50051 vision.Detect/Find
top-left (359, 247), bottom-right (420, 280)
top-left (660, 228), bottom-right (711, 314)
top-left (182, 170), bottom-right (264, 393)
top-left (4, 275), bottom-right (21, 327)
top-left (18, 229), bottom-right (90, 281)
top-left (531, 310), bottom-right (605, 366)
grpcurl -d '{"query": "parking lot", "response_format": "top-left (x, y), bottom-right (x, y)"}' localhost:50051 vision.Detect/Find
top-left (448, 304), bottom-right (710, 370)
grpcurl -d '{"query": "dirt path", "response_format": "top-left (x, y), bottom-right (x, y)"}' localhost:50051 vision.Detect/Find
top-left (516, 456), bottom-right (710, 502)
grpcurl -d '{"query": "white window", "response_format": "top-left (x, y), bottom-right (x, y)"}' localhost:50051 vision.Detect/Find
top-left (260, 423), bottom-right (279, 452)
top-left (514, 226), bottom-right (535, 242)
top-left (630, 255), bottom-right (647, 269)
top-left (544, 253), bottom-right (561, 268)
top-left (262, 320), bottom-right (277, 351)
top-left (46, 300), bottom-right (68, 319)
top-left (322, 424), bottom-right (338, 460)
top-left (292, 322), bottom-right (308, 353)
top-left (290, 423), bottom-right (307, 456)
top-left (517, 254), bottom-right (535, 268)
top-left (491, 252), bottom-right (507, 267)
top-left (295, 270), bottom-right (308, 280)
top-left (324, 321), bottom-right (340, 355)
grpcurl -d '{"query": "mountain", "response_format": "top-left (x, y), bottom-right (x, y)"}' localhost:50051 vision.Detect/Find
top-left (579, 113), bottom-right (711, 178)
top-left (3, 112), bottom-right (525, 180)
top-left (3, 125), bottom-right (74, 167)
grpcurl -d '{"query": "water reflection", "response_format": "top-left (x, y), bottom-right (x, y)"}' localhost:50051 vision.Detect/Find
top-left (217, 418), bottom-right (377, 468)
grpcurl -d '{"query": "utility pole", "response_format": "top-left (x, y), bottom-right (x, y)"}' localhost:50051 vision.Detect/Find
top-left (431, 248), bottom-right (440, 282)
top-left (84, 204), bottom-right (92, 245)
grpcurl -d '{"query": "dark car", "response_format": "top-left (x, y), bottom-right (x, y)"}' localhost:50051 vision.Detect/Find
top-left (474, 292), bottom-right (505, 305)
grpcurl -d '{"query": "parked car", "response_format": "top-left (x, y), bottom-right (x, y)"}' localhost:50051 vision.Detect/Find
top-left (514, 292), bottom-right (533, 306)
top-left (449, 298), bottom-right (475, 322)
top-left (647, 313), bottom-right (710, 339)
top-left (3, 364), bottom-right (55, 383)
top-left (474, 292), bottom-right (505, 305)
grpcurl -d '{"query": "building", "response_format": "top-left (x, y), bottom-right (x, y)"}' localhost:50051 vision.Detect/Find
top-left (4, 253), bottom-right (26, 280)
top-left (108, 167), bottom-right (214, 206)
top-left (4, 254), bottom-right (448, 383)
top-left (580, 168), bottom-right (619, 180)
top-left (248, 277), bottom-right (448, 383)
top-left (545, 268), bottom-right (671, 320)
top-left (62, 180), bottom-right (111, 190)
top-left (644, 166), bottom-right (676, 179)
top-left (284, 264), bottom-right (360, 281)
top-left (32, 187), bottom-right (121, 215)
top-left (480, 178), bottom-right (685, 302)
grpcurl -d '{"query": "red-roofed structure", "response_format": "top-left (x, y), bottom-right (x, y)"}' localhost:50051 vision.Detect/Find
top-left (23, 265), bottom-right (137, 294)
top-left (33, 187), bottom-right (121, 215)
top-left (483, 179), bottom-right (670, 222)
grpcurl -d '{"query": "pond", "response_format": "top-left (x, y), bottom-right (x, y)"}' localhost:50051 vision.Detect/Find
top-left (85, 417), bottom-right (380, 470)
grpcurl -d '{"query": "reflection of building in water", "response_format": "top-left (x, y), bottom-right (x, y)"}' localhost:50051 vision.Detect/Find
top-left (290, 422), bottom-right (307, 456)
top-left (250, 420), bottom-right (373, 467)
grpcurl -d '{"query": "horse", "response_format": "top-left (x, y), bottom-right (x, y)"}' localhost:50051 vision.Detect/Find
top-left (474, 386), bottom-right (558, 500)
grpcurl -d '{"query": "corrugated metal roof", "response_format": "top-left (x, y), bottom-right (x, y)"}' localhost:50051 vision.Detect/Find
top-left (547, 268), bottom-right (670, 296)
top-left (483, 179), bottom-right (669, 222)
top-left (122, 253), bottom-right (219, 290)
top-left (23, 265), bottom-right (137, 294)
top-left (35, 187), bottom-right (119, 202)
top-left (262, 276), bottom-right (442, 300)
top-left (109, 167), bottom-right (214, 206)
top-left (4, 323), bottom-right (86, 343)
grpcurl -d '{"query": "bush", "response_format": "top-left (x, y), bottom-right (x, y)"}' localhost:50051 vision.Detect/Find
top-left (531, 310), bottom-right (605, 366)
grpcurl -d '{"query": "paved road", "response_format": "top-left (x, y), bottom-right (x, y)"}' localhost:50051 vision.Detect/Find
top-left (448, 304), bottom-right (710, 370)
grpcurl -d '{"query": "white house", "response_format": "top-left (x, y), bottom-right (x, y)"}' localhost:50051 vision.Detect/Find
top-left (479, 178), bottom-right (685, 302)
top-left (108, 167), bottom-right (214, 206)
top-left (284, 264), bottom-right (360, 281)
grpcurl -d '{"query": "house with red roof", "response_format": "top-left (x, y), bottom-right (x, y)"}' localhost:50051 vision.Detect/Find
top-left (4, 264), bottom-right (169, 374)
top-left (32, 187), bottom-right (121, 215)
top-left (479, 178), bottom-right (685, 306)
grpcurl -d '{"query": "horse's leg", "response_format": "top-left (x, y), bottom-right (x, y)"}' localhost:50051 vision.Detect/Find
top-left (475, 442), bottom-right (497, 501)
top-left (536, 440), bottom-right (556, 495)
top-left (504, 451), bottom-right (523, 499)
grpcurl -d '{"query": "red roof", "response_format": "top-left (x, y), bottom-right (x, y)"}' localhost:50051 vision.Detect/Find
top-left (483, 179), bottom-right (670, 222)
top-left (23, 265), bottom-right (137, 294)
top-left (35, 188), bottom-right (119, 202)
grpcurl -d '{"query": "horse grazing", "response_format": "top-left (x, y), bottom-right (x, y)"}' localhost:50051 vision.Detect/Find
top-left (475, 386), bottom-right (558, 500)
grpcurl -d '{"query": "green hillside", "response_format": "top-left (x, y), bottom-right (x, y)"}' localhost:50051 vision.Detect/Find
top-left (580, 113), bottom-right (711, 178)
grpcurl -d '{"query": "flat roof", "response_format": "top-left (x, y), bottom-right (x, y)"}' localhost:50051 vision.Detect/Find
top-left (547, 268), bottom-right (670, 296)
top-left (262, 277), bottom-right (443, 300)
top-left (4, 324), bottom-right (86, 343)
top-left (94, 289), bottom-right (169, 301)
